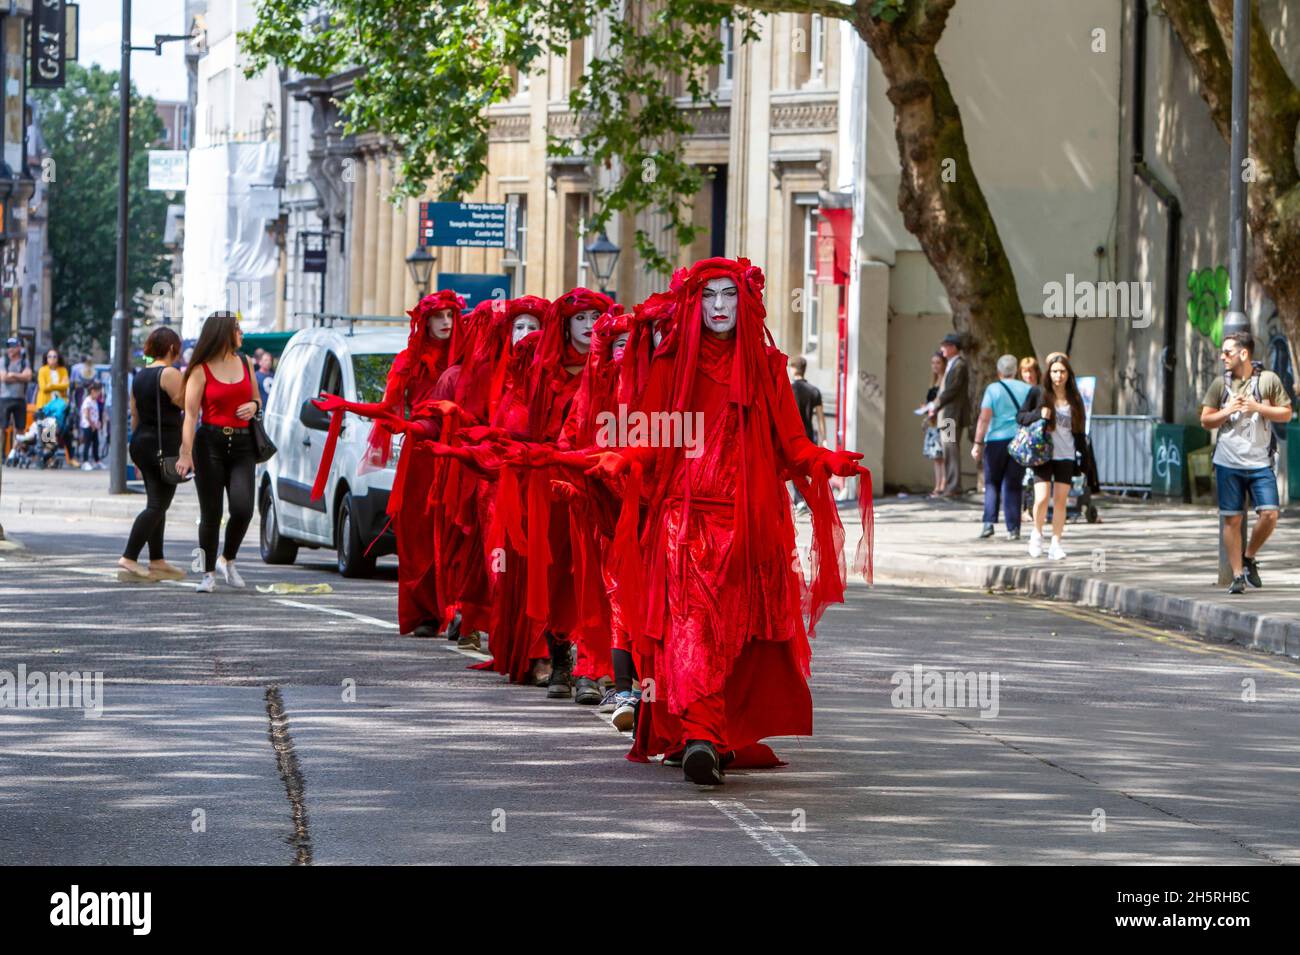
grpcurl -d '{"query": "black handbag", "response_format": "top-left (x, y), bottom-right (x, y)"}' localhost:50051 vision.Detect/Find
top-left (250, 411), bottom-right (277, 464)
top-left (154, 366), bottom-right (189, 485)
top-left (243, 356), bottom-right (277, 463)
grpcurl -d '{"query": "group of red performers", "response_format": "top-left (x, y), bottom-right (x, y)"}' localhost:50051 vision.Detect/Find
top-left (310, 256), bottom-right (871, 786)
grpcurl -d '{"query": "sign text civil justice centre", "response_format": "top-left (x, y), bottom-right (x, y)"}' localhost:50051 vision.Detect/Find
top-left (419, 202), bottom-right (507, 249)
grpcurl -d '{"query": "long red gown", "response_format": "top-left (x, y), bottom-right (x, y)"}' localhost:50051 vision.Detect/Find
top-left (610, 258), bottom-right (869, 762)
top-left (310, 289), bottom-right (464, 634)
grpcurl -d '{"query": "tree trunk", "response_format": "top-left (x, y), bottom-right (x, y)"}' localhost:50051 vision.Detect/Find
top-left (1162, 0), bottom-right (1300, 342)
top-left (851, 0), bottom-right (1034, 389)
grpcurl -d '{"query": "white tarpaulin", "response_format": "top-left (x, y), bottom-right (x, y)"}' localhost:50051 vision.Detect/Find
top-left (181, 141), bottom-right (281, 338)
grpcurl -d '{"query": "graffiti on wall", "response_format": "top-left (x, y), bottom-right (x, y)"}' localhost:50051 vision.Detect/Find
top-left (1186, 264), bottom-right (1296, 409)
top-left (1186, 265), bottom-right (1229, 349)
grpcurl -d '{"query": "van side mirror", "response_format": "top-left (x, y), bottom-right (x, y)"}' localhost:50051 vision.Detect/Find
top-left (300, 399), bottom-right (331, 431)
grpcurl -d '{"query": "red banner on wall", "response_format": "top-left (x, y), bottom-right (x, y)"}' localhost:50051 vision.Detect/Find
top-left (815, 208), bottom-right (852, 286)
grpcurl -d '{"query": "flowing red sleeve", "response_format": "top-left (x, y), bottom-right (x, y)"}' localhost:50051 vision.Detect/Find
top-left (768, 357), bottom-right (872, 639)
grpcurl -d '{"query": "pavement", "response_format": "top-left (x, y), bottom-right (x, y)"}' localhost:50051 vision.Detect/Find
top-left (0, 465), bottom-right (212, 526)
top-left (5, 512), bottom-right (1300, 864)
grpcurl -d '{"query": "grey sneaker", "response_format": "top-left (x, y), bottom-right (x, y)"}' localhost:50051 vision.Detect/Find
top-left (1243, 556), bottom-right (1262, 589)
top-left (1227, 575), bottom-right (1247, 595)
top-left (1005, 529), bottom-right (1021, 541)
top-left (597, 689), bottom-right (620, 714)
top-left (978, 524), bottom-right (995, 539)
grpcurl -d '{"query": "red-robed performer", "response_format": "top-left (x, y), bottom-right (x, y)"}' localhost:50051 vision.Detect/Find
top-left (554, 310), bottom-right (631, 710)
top-left (588, 257), bottom-right (870, 786)
top-left (310, 289), bottom-right (465, 637)
top-left (427, 295), bottom-right (550, 654)
top-left (488, 288), bottom-right (613, 698)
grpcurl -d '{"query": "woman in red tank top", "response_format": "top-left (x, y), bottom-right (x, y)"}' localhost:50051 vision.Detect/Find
top-left (176, 312), bottom-right (262, 593)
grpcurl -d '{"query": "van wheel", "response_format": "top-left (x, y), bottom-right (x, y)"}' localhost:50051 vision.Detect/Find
top-left (260, 485), bottom-right (298, 565)
top-left (337, 493), bottom-right (376, 578)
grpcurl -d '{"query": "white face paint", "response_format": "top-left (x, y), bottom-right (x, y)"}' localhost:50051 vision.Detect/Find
top-left (512, 314), bottom-right (541, 345)
top-left (428, 308), bottom-right (454, 341)
top-left (701, 278), bottom-right (738, 335)
top-left (568, 309), bottom-right (599, 354)
top-left (611, 334), bottom-right (630, 362)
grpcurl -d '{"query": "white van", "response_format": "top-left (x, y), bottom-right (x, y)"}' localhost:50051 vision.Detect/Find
top-left (257, 324), bottom-right (408, 577)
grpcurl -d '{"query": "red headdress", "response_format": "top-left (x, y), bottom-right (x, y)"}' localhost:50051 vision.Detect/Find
top-left (527, 287), bottom-right (613, 440)
top-left (560, 307), bottom-right (629, 451)
top-left (461, 296), bottom-right (551, 422)
top-left (360, 288), bottom-right (466, 470)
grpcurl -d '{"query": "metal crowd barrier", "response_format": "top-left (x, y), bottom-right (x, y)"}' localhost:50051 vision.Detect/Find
top-left (1090, 414), bottom-right (1157, 495)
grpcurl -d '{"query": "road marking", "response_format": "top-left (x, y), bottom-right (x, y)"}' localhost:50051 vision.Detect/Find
top-left (272, 598), bottom-right (399, 630)
top-left (708, 799), bottom-right (817, 866)
top-left (1020, 596), bottom-right (1300, 681)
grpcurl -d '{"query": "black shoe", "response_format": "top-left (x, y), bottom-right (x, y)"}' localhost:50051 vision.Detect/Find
top-left (547, 667), bottom-right (573, 699)
top-left (1006, 529), bottom-right (1021, 541)
top-left (444, 610), bottom-right (463, 641)
top-left (1227, 575), bottom-right (1247, 595)
top-left (979, 524), bottom-right (995, 539)
top-left (682, 740), bottom-right (725, 786)
top-left (411, 622), bottom-right (437, 639)
top-left (1243, 556), bottom-right (1262, 589)
top-left (574, 676), bottom-right (602, 705)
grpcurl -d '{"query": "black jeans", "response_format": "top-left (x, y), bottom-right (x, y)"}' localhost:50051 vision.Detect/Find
top-left (124, 430), bottom-right (179, 561)
top-left (0, 397), bottom-right (24, 437)
top-left (194, 426), bottom-right (257, 573)
top-left (80, 428), bottom-right (99, 464)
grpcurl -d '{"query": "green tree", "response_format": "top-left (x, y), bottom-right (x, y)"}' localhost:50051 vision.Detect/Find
top-left (34, 63), bottom-right (171, 354)
top-left (243, 0), bottom-right (1033, 378)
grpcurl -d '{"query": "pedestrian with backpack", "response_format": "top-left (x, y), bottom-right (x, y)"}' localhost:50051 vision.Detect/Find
top-left (972, 354), bottom-right (1032, 539)
top-left (1200, 331), bottom-right (1292, 594)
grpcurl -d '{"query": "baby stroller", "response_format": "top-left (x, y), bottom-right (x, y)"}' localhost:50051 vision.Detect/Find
top-left (5, 396), bottom-right (70, 469)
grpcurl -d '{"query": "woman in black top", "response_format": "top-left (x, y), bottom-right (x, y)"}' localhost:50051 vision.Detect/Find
top-left (118, 327), bottom-right (188, 582)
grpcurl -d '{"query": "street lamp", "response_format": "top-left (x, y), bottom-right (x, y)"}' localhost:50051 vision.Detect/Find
top-left (584, 231), bottom-right (620, 297)
top-left (406, 246), bottom-right (436, 298)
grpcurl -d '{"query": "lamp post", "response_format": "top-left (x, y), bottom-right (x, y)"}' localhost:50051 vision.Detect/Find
top-left (1218, 0), bottom-right (1251, 585)
top-left (584, 231), bottom-right (621, 298)
top-left (406, 247), bottom-right (435, 298)
top-left (110, 6), bottom-right (195, 493)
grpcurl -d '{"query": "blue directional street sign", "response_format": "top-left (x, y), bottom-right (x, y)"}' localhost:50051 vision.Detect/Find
top-left (419, 201), bottom-right (507, 248)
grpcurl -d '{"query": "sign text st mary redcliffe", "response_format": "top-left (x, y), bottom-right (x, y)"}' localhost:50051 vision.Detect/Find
top-left (419, 202), bottom-right (507, 249)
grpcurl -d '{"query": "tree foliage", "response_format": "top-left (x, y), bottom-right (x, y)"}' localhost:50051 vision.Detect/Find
top-left (243, 0), bottom-right (766, 272)
top-left (34, 63), bottom-right (171, 354)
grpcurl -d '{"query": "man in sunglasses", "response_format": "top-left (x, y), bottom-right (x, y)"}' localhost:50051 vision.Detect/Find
top-left (1200, 332), bottom-right (1292, 594)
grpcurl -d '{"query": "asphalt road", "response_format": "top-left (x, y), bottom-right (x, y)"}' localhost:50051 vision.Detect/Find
top-left (3, 510), bottom-right (1300, 865)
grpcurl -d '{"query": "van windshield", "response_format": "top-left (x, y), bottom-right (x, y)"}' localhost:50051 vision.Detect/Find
top-left (352, 353), bottom-right (395, 405)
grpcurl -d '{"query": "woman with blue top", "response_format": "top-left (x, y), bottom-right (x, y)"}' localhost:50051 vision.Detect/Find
top-left (971, 354), bottom-right (1032, 540)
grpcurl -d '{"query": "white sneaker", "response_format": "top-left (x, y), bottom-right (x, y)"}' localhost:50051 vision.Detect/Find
top-left (217, 557), bottom-right (246, 588)
top-left (196, 573), bottom-right (217, 593)
top-left (1027, 530), bottom-right (1043, 558)
top-left (1048, 537), bottom-right (1067, 561)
